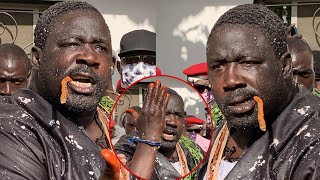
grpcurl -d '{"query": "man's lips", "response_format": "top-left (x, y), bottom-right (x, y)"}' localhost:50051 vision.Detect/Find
top-left (228, 96), bottom-right (256, 114)
top-left (162, 129), bottom-right (177, 141)
top-left (67, 73), bottom-right (97, 94)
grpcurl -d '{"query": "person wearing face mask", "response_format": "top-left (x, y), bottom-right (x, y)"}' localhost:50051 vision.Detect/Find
top-left (117, 30), bottom-right (156, 88)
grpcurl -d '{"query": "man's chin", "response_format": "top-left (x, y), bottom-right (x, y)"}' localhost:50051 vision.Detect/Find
top-left (160, 140), bottom-right (178, 150)
top-left (226, 115), bottom-right (259, 130)
top-left (64, 93), bottom-right (100, 113)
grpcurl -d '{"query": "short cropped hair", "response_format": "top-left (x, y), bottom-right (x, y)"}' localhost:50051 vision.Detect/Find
top-left (208, 4), bottom-right (287, 58)
top-left (167, 88), bottom-right (184, 105)
top-left (34, 1), bottom-right (101, 49)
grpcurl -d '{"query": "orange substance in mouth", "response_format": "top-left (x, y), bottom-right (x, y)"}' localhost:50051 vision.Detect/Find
top-left (253, 96), bottom-right (266, 131)
top-left (60, 76), bottom-right (73, 104)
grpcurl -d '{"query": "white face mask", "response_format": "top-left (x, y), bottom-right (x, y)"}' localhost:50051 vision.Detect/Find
top-left (121, 62), bottom-right (156, 87)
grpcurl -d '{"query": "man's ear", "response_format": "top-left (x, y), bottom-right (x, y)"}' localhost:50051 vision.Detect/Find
top-left (280, 51), bottom-right (292, 78)
top-left (31, 46), bottom-right (43, 71)
top-left (117, 60), bottom-right (122, 77)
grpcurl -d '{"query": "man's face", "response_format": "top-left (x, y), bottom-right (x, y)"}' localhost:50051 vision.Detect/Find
top-left (207, 24), bottom-right (287, 129)
top-left (124, 114), bottom-right (137, 134)
top-left (36, 10), bottom-right (113, 114)
top-left (291, 50), bottom-right (315, 90)
top-left (119, 52), bottom-right (156, 87)
top-left (161, 95), bottom-right (185, 149)
top-left (0, 55), bottom-right (29, 96)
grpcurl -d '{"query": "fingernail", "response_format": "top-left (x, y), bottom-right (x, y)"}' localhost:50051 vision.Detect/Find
top-left (149, 83), bottom-right (154, 87)
top-left (155, 80), bottom-right (160, 85)
top-left (162, 85), bottom-right (167, 90)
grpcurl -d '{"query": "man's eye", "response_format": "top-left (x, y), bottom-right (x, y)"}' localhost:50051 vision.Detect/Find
top-left (62, 42), bottom-right (80, 47)
top-left (12, 79), bottom-right (24, 85)
top-left (211, 64), bottom-right (224, 70)
top-left (240, 60), bottom-right (260, 66)
top-left (299, 72), bottom-right (311, 78)
top-left (96, 45), bottom-right (108, 52)
top-left (0, 78), bottom-right (5, 83)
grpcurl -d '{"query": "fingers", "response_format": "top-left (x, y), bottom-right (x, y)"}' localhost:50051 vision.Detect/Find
top-left (142, 82), bottom-right (154, 110)
top-left (101, 149), bottom-right (120, 174)
top-left (157, 84), bottom-right (167, 106)
top-left (161, 93), bottom-right (170, 114)
top-left (150, 80), bottom-right (161, 106)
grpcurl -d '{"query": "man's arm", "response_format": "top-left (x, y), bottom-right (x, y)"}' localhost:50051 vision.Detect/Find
top-left (126, 81), bottom-right (170, 179)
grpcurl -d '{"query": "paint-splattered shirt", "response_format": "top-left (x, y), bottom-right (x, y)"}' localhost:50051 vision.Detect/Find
top-left (213, 86), bottom-right (320, 179)
top-left (0, 89), bottom-right (106, 180)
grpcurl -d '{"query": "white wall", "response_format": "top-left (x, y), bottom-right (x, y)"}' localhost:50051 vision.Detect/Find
top-left (157, 0), bottom-right (253, 79)
top-left (85, 0), bottom-right (156, 89)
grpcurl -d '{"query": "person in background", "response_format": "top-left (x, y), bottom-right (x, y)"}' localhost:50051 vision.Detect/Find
top-left (185, 115), bottom-right (210, 151)
top-left (121, 106), bottom-right (141, 134)
top-left (115, 83), bottom-right (204, 180)
top-left (313, 50), bottom-right (320, 91)
top-left (183, 62), bottom-right (223, 134)
top-left (0, 43), bottom-right (31, 96)
top-left (287, 38), bottom-right (315, 91)
top-left (117, 29), bottom-right (156, 88)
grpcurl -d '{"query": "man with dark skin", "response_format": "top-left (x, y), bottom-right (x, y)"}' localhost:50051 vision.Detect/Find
top-left (0, 43), bottom-right (31, 96)
top-left (115, 82), bottom-right (204, 180)
top-left (313, 50), bottom-right (320, 90)
top-left (0, 2), bottom-right (127, 180)
top-left (203, 4), bottom-right (320, 179)
top-left (121, 106), bottom-right (141, 134)
top-left (287, 38), bottom-right (315, 91)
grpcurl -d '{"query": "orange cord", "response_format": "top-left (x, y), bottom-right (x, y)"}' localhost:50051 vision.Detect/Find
top-left (253, 96), bottom-right (266, 131)
top-left (60, 76), bottom-right (73, 104)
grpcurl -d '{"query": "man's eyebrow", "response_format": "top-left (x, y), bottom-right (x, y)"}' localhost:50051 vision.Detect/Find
top-left (62, 36), bottom-right (109, 43)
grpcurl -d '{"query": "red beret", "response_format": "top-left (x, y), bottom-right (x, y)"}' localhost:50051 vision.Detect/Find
top-left (116, 80), bottom-right (125, 92)
top-left (185, 116), bottom-right (205, 127)
top-left (156, 67), bottom-right (162, 75)
top-left (183, 62), bottom-right (208, 76)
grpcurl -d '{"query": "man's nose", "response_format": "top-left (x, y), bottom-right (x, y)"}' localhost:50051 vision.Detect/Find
top-left (223, 63), bottom-right (246, 91)
top-left (0, 82), bottom-right (13, 96)
top-left (76, 44), bottom-right (100, 68)
top-left (165, 115), bottom-right (178, 127)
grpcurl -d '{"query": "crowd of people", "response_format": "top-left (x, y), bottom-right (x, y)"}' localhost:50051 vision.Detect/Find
top-left (1, 1), bottom-right (320, 180)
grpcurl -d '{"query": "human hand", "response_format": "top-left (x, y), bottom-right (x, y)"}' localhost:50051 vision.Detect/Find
top-left (100, 149), bottom-right (129, 180)
top-left (137, 80), bottom-right (170, 142)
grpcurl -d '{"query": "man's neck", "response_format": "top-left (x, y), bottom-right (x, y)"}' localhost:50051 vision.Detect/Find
top-left (160, 147), bottom-right (177, 162)
top-left (224, 127), bottom-right (262, 162)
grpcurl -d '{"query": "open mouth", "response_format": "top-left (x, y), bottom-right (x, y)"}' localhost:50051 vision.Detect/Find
top-left (162, 129), bottom-right (177, 141)
top-left (68, 73), bottom-right (97, 94)
top-left (228, 97), bottom-right (256, 114)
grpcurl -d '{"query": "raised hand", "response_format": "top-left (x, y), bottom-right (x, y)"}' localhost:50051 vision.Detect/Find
top-left (100, 149), bottom-right (129, 180)
top-left (137, 80), bottom-right (170, 142)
